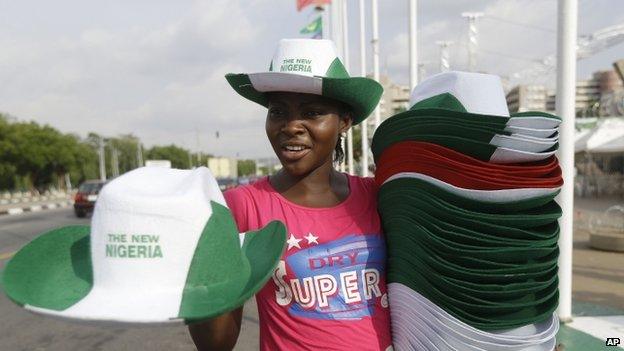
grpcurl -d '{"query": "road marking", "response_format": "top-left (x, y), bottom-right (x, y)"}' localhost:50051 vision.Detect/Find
top-left (0, 251), bottom-right (15, 260)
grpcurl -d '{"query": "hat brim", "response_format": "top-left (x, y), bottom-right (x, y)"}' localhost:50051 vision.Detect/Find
top-left (407, 93), bottom-right (561, 129)
top-left (388, 283), bottom-right (560, 346)
top-left (225, 72), bottom-right (383, 125)
top-left (2, 217), bottom-right (286, 324)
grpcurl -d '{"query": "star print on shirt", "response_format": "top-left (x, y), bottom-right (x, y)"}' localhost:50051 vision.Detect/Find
top-left (286, 233), bottom-right (302, 250)
top-left (304, 232), bottom-right (319, 245)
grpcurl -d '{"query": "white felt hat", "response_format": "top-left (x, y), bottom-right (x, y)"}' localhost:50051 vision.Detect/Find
top-left (3, 167), bottom-right (286, 324)
top-left (389, 283), bottom-right (559, 350)
top-left (225, 38), bottom-right (383, 125)
top-left (409, 71), bottom-right (561, 129)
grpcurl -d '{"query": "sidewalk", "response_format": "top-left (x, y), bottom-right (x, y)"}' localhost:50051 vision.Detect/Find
top-left (557, 196), bottom-right (624, 350)
top-left (557, 301), bottom-right (624, 350)
top-left (0, 197), bottom-right (73, 216)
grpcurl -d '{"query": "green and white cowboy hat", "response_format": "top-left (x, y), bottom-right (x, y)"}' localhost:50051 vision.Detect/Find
top-left (2, 167), bottom-right (286, 324)
top-left (225, 38), bottom-right (383, 125)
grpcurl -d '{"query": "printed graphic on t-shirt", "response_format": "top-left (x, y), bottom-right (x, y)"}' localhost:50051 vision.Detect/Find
top-left (272, 233), bottom-right (387, 320)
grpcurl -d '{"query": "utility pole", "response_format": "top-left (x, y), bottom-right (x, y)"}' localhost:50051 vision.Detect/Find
top-left (436, 41), bottom-right (453, 72)
top-left (136, 141), bottom-right (143, 168)
top-left (461, 12), bottom-right (483, 72)
top-left (322, 2), bottom-right (331, 39)
top-left (371, 0), bottom-right (381, 130)
top-left (111, 147), bottom-right (120, 178)
top-left (98, 137), bottom-right (106, 181)
top-left (359, 0), bottom-right (369, 177)
top-left (418, 63), bottom-right (426, 84)
top-left (409, 0), bottom-right (418, 90)
top-left (555, 0), bottom-right (577, 323)
top-left (196, 129), bottom-right (201, 166)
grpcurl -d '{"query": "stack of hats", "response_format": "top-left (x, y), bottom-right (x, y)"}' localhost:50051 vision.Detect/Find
top-left (373, 72), bottom-right (562, 350)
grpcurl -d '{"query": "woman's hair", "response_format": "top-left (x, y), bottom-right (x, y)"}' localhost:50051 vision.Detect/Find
top-left (333, 105), bottom-right (353, 165)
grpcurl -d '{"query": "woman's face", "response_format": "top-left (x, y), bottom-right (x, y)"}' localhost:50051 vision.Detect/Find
top-left (266, 92), bottom-right (352, 176)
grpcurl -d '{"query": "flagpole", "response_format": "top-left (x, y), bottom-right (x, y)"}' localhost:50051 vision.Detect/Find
top-left (555, 0), bottom-right (577, 323)
top-left (321, 5), bottom-right (331, 39)
top-left (322, 3), bottom-right (331, 39)
top-left (359, 0), bottom-right (369, 177)
top-left (330, 1), bottom-right (345, 172)
top-left (341, 0), bottom-right (354, 175)
top-left (409, 0), bottom-right (418, 90)
top-left (371, 0), bottom-right (381, 130)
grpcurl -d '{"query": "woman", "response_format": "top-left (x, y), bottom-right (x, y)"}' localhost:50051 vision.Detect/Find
top-left (189, 39), bottom-right (392, 351)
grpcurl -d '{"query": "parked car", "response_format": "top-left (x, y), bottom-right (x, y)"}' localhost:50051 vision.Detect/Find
top-left (74, 180), bottom-right (107, 217)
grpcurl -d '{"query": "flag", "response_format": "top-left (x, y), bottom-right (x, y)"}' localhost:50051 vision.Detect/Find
top-left (300, 16), bottom-right (322, 37)
top-left (297, 0), bottom-right (331, 12)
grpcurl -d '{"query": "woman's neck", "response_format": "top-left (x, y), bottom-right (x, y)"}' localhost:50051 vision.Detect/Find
top-left (269, 162), bottom-right (349, 208)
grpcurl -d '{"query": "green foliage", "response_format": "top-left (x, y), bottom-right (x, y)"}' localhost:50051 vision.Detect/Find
top-left (237, 159), bottom-right (256, 177)
top-left (0, 113), bottom-right (227, 191)
top-left (0, 114), bottom-right (98, 190)
top-left (145, 144), bottom-right (192, 169)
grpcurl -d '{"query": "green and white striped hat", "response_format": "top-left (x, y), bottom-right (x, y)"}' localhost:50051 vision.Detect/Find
top-left (225, 38), bottom-right (383, 125)
top-left (2, 167), bottom-right (286, 324)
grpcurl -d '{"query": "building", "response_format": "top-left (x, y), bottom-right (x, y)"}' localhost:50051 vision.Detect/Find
top-left (207, 157), bottom-right (238, 179)
top-left (378, 75), bottom-right (411, 119)
top-left (362, 74), bottom-right (410, 138)
top-left (544, 70), bottom-right (622, 115)
top-left (506, 85), bottom-right (548, 113)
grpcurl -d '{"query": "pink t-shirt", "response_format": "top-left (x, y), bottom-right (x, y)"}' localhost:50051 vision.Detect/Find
top-left (224, 175), bottom-right (392, 351)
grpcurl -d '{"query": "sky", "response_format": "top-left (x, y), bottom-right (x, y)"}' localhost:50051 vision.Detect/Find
top-left (0, 0), bottom-right (622, 159)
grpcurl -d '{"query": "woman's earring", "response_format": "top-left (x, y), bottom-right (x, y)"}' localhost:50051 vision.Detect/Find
top-left (341, 132), bottom-right (347, 138)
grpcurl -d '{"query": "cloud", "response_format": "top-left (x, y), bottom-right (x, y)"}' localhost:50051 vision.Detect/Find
top-left (0, 0), bottom-right (277, 158)
top-left (0, 0), bottom-right (622, 161)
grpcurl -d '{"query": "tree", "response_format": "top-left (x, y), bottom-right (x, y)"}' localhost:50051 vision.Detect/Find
top-left (145, 145), bottom-right (192, 169)
top-left (107, 134), bottom-right (142, 174)
top-left (0, 116), bottom-right (98, 191)
top-left (0, 114), bottom-right (17, 189)
top-left (237, 159), bottom-right (256, 177)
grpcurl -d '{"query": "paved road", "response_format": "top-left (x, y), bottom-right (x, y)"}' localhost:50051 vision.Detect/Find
top-left (0, 208), bottom-right (259, 351)
top-left (2, 205), bottom-right (623, 350)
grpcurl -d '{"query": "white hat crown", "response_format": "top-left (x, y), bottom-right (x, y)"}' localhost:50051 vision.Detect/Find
top-left (269, 39), bottom-right (342, 78)
top-left (62, 167), bottom-right (233, 321)
top-left (410, 71), bottom-right (511, 116)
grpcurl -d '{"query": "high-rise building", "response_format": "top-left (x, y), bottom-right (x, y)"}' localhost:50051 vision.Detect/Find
top-left (506, 85), bottom-right (548, 113)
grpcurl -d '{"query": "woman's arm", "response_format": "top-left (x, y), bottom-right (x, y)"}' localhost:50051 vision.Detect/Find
top-left (188, 307), bottom-right (244, 351)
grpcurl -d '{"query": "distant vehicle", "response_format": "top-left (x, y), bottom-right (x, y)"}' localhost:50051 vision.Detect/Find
top-left (145, 160), bottom-right (172, 168)
top-left (217, 178), bottom-right (238, 191)
top-left (74, 180), bottom-right (107, 218)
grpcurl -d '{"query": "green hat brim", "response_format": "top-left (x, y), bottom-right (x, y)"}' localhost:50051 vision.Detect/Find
top-left (2, 204), bottom-right (286, 324)
top-left (225, 72), bottom-right (383, 125)
top-left (408, 93), bottom-right (561, 128)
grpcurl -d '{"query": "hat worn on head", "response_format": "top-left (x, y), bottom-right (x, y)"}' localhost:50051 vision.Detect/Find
top-left (2, 167), bottom-right (287, 324)
top-left (225, 38), bottom-right (383, 125)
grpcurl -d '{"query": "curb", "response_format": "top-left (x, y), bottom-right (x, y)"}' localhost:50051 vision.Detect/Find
top-left (0, 200), bottom-right (73, 216)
